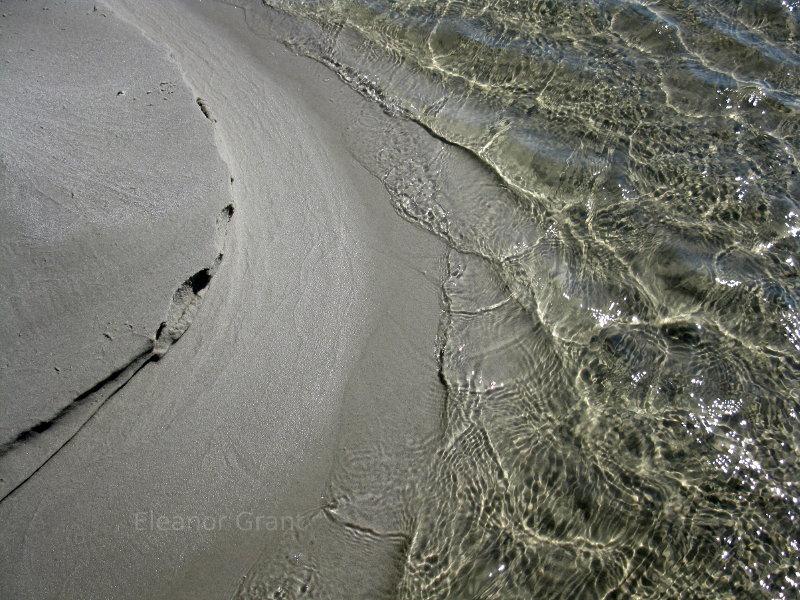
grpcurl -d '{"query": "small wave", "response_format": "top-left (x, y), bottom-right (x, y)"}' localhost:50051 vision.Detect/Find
top-left (234, 0), bottom-right (800, 597)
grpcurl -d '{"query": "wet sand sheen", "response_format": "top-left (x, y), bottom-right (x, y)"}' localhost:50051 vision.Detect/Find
top-left (0, 0), bottom-right (445, 598)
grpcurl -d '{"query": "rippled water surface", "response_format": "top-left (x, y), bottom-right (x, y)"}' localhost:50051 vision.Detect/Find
top-left (232, 0), bottom-right (800, 598)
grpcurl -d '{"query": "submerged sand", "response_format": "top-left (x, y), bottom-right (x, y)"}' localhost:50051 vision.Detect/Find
top-left (0, 0), bottom-right (445, 597)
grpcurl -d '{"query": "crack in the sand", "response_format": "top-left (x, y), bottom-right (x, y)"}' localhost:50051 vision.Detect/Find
top-left (0, 203), bottom-right (235, 504)
top-left (0, 351), bottom-right (154, 504)
top-left (153, 253), bottom-right (222, 357)
top-left (196, 96), bottom-right (217, 122)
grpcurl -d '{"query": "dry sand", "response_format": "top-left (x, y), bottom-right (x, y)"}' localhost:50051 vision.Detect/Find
top-left (0, 0), bottom-right (234, 500)
top-left (0, 0), bottom-right (445, 597)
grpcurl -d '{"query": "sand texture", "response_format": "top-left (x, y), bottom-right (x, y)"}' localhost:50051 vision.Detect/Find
top-left (0, 0), bottom-right (445, 598)
top-left (0, 0), bottom-right (233, 501)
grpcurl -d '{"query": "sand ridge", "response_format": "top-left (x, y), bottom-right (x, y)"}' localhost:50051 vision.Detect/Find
top-left (0, 0), bottom-right (234, 500)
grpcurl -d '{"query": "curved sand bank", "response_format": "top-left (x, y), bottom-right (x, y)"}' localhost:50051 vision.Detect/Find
top-left (0, 0), bottom-right (445, 598)
top-left (0, 0), bottom-right (233, 499)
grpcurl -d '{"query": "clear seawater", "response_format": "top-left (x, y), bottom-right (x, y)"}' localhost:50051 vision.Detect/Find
top-left (233, 1), bottom-right (800, 598)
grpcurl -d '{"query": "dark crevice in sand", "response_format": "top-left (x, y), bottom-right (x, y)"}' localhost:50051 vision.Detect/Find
top-left (189, 266), bottom-right (213, 294)
top-left (0, 350), bottom-right (154, 504)
top-left (196, 96), bottom-right (217, 122)
top-left (0, 348), bottom-right (154, 461)
top-left (0, 207), bottom-right (233, 503)
top-left (153, 202), bottom-right (232, 357)
top-left (220, 202), bottom-right (235, 221)
top-left (153, 252), bottom-right (223, 356)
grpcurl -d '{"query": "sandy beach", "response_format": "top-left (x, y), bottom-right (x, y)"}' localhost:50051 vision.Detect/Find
top-left (5, 0), bottom-right (799, 598)
top-left (0, 0), bottom-right (445, 597)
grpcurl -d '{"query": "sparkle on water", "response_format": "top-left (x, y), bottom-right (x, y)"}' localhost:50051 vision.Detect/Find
top-left (233, 1), bottom-right (800, 598)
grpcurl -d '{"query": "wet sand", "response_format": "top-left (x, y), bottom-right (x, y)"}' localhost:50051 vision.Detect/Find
top-left (0, 0), bottom-right (445, 597)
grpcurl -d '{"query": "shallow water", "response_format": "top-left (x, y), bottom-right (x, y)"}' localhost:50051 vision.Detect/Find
top-left (233, 1), bottom-right (799, 598)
